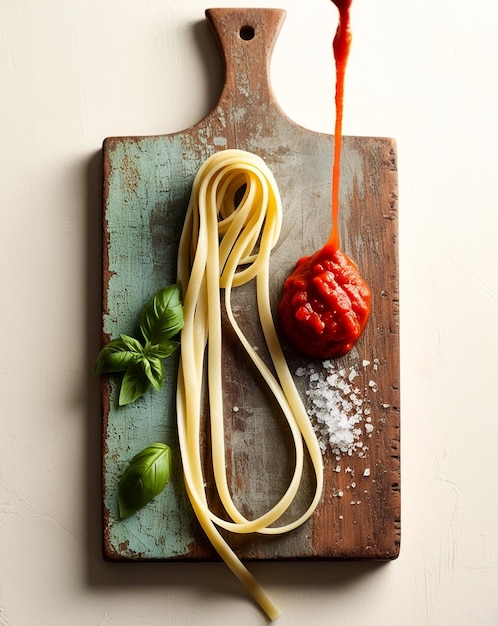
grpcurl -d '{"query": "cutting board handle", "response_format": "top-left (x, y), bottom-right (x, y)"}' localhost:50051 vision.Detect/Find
top-left (205, 8), bottom-right (286, 111)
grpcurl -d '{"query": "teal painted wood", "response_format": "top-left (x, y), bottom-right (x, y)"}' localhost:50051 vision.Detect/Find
top-left (101, 8), bottom-right (400, 561)
top-left (102, 137), bottom-right (200, 558)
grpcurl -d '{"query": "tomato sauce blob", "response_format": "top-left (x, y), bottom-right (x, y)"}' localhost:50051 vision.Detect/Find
top-left (279, 245), bottom-right (370, 359)
top-left (279, 0), bottom-right (371, 359)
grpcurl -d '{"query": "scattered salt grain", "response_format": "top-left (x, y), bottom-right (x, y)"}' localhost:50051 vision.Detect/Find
top-left (297, 359), bottom-right (379, 458)
top-left (363, 468), bottom-right (371, 477)
top-left (233, 406), bottom-right (239, 412)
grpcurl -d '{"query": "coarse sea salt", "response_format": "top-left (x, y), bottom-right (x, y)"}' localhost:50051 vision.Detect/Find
top-left (297, 360), bottom-right (377, 457)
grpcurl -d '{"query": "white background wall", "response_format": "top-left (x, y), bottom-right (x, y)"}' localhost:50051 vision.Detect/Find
top-left (1, 0), bottom-right (497, 624)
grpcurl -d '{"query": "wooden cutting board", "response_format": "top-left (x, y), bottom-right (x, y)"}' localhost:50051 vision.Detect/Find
top-left (101, 7), bottom-right (400, 561)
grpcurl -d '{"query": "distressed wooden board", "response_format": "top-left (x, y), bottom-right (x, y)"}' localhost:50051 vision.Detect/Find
top-left (101, 8), bottom-right (400, 561)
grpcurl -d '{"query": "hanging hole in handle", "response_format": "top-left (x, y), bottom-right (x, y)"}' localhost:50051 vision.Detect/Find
top-left (239, 25), bottom-right (255, 41)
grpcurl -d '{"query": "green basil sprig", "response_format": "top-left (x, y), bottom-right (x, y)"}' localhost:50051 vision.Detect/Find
top-left (95, 283), bottom-right (184, 405)
top-left (118, 443), bottom-right (172, 518)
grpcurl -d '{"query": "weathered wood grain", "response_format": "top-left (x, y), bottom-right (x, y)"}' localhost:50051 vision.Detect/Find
top-left (101, 7), bottom-right (400, 561)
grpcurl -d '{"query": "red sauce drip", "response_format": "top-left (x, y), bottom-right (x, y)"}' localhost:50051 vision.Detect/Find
top-left (328, 0), bottom-right (352, 250)
top-left (278, 0), bottom-right (371, 360)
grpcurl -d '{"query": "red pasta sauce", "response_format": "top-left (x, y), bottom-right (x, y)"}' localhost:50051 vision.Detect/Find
top-left (278, 0), bottom-right (371, 360)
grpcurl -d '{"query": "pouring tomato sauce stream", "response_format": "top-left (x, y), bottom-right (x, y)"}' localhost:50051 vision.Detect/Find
top-left (278, 0), bottom-right (371, 359)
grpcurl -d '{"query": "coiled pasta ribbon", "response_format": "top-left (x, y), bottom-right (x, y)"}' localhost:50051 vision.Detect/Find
top-left (176, 149), bottom-right (324, 620)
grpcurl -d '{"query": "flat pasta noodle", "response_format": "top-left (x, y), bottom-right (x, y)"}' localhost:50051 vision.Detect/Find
top-left (176, 149), bottom-right (324, 620)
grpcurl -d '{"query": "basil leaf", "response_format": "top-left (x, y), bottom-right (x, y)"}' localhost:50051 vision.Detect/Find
top-left (118, 443), bottom-right (172, 519)
top-left (119, 334), bottom-right (145, 354)
top-left (139, 283), bottom-right (184, 346)
top-left (145, 340), bottom-right (180, 360)
top-left (94, 336), bottom-right (142, 374)
top-left (95, 284), bottom-right (184, 406)
top-left (119, 360), bottom-right (151, 406)
top-left (142, 356), bottom-right (164, 392)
